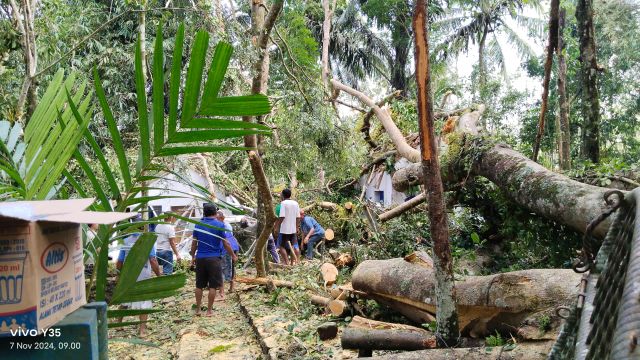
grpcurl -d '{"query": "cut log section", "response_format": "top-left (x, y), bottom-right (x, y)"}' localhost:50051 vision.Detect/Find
top-left (317, 322), bottom-right (339, 340)
top-left (320, 263), bottom-right (339, 285)
top-left (324, 229), bottom-right (335, 241)
top-left (310, 295), bottom-right (331, 307)
top-left (235, 277), bottom-right (295, 288)
top-left (349, 316), bottom-right (429, 334)
top-left (341, 328), bottom-right (436, 351)
top-left (351, 255), bottom-right (581, 337)
top-left (330, 288), bottom-right (348, 300)
top-left (371, 341), bottom-right (554, 359)
top-left (335, 253), bottom-right (355, 268)
top-left (328, 299), bottom-right (347, 316)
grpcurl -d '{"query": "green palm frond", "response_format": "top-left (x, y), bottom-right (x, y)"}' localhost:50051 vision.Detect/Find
top-left (501, 21), bottom-right (536, 60)
top-left (0, 70), bottom-right (92, 201)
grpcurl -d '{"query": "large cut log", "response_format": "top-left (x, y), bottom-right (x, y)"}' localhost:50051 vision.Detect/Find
top-left (392, 139), bottom-right (618, 239)
top-left (341, 328), bottom-right (437, 351)
top-left (372, 341), bottom-right (553, 359)
top-left (352, 256), bottom-right (581, 337)
top-left (349, 316), bottom-right (429, 334)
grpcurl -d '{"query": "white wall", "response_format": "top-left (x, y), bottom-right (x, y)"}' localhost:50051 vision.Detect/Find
top-left (359, 171), bottom-right (406, 209)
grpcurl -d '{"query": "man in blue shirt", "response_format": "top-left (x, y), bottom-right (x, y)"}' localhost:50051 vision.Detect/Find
top-left (299, 209), bottom-right (325, 260)
top-left (190, 203), bottom-right (236, 316)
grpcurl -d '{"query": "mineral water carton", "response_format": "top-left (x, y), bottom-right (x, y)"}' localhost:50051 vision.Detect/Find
top-left (0, 199), bottom-right (134, 336)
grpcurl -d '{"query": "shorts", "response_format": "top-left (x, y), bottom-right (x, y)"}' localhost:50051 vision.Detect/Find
top-left (195, 256), bottom-right (224, 289)
top-left (278, 233), bottom-right (298, 250)
top-left (222, 253), bottom-right (236, 281)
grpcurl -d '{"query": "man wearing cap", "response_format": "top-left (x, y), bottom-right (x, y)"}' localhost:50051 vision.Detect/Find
top-left (190, 203), bottom-right (236, 316)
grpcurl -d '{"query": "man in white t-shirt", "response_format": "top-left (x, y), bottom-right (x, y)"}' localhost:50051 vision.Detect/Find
top-left (155, 213), bottom-right (181, 275)
top-left (275, 188), bottom-right (300, 265)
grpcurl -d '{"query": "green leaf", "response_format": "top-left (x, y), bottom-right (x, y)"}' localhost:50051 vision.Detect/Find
top-left (168, 24), bottom-right (185, 138)
top-left (135, 36), bottom-right (151, 170)
top-left (180, 30), bottom-right (209, 128)
top-left (110, 233), bottom-right (157, 305)
top-left (198, 95), bottom-right (272, 117)
top-left (152, 21), bottom-right (165, 153)
top-left (181, 118), bottom-right (272, 130)
top-left (471, 232), bottom-right (481, 244)
top-left (200, 42), bottom-right (233, 105)
top-left (94, 68), bottom-right (131, 189)
top-left (107, 309), bottom-right (164, 318)
top-left (116, 273), bottom-right (186, 303)
top-left (157, 146), bottom-right (250, 156)
top-left (166, 129), bottom-right (271, 144)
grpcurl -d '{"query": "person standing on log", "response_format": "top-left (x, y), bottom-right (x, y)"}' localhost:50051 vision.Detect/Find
top-left (299, 209), bottom-right (325, 260)
top-left (154, 213), bottom-right (181, 275)
top-left (190, 203), bottom-right (236, 316)
top-left (274, 189), bottom-right (301, 265)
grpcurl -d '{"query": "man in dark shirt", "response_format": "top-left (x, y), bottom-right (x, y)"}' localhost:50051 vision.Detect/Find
top-left (190, 203), bottom-right (236, 316)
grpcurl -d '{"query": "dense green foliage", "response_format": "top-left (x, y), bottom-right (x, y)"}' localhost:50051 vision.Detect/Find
top-left (0, 0), bottom-right (638, 283)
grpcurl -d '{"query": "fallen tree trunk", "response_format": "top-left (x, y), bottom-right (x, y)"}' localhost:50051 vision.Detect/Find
top-left (236, 277), bottom-right (294, 288)
top-left (378, 193), bottom-right (427, 222)
top-left (349, 316), bottom-right (429, 334)
top-left (372, 341), bottom-right (553, 359)
top-left (392, 139), bottom-right (618, 239)
top-left (352, 256), bottom-right (581, 338)
top-left (341, 328), bottom-right (436, 351)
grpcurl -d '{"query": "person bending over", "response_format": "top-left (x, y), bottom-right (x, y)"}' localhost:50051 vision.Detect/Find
top-left (299, 209), bottom-right (325, 260)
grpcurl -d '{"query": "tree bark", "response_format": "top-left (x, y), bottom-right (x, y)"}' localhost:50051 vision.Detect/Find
top-left (371, 341), bottom-right (553, 360)
top-left (235, 276), bottom-right (294, 288)
top-left (557, 8), bottom-right (571, 170)
top-left (361, 90), bottom-right (402, 149)
top-left (349, 316), bottom-right (430, 334)
top-left (352, 257), bottom-right (581, 338)
top-left (576, 0), bottom-right (601, 163)
top-left (320, 0), bottom-right (333, 89)
top-left (341, 328), bottom-right (437, 351)
top-left (244, 0), bottom-right (284, 278)
top-left (12, 0), bottom-right (38, 122)
top-left (378, 192), bottom-right (426, 222)
top-left (392, 139), bottom-right (618, 239)
top-left (413, 1), bottom-right (459, 345)
top-left (477, 23), bottom-right (488, 107)
top-left (532, 0), bottom-right (559, 163)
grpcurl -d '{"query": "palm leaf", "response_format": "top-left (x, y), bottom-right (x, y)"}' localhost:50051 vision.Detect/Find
top-left (110, 233), bottom-right (157, 305)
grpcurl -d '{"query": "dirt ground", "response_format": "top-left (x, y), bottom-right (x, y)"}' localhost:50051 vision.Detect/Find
top-left (108, 276), bottom-right (262, 360)
top-left (107, 261), bottom-right (361, 360)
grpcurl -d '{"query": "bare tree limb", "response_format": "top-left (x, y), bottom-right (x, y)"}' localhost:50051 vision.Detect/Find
top-left (331, 79), bottom-right (420, 163)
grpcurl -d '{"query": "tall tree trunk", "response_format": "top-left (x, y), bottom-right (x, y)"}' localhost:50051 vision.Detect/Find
top-left (412, 0), bottom-right (459, 346)
top-left (576, 0), bottom-right (600, 163)
top-left (477, 23), bottom-right (488, 105)
top-left (532, 0), bottom-right (560, 163)
top-left (557, 8), bottom-right (571, 170)
top-left (244, 0), bottom-right (283, 277)
top-left (11, 0), bottom-right (38, 122)
top-left (320, 0), bottom-right (334, 90)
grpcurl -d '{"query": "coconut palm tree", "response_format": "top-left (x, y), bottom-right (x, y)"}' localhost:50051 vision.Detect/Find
top-left (434, 0), bottom-right (543, 100)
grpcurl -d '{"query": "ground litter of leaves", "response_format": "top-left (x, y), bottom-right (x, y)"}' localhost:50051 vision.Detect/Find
top-left (107, 260), bottom-right (361, 359)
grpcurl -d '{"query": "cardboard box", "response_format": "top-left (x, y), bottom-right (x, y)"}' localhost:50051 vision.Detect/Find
top-left (0, 199), bottom-right (134, 336)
